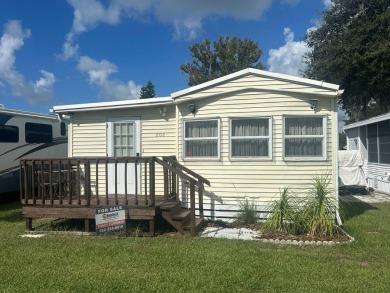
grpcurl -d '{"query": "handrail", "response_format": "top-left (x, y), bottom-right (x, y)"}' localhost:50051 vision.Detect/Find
top-left (162, 156), bottom-right (211, 186)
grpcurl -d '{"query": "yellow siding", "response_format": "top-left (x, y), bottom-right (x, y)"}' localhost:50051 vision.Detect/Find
top-left (70, 106), bottom-right (176, 196)
top-left (176, 73), bottom-right (337, 207)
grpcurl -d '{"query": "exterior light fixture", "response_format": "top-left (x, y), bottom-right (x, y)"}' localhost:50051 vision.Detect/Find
top-left (310, 99), bottom-right (318, 110)
top-left (188, 103), bottom-right (196, 114)
top-left (159, 107), bottom-right (166, 117)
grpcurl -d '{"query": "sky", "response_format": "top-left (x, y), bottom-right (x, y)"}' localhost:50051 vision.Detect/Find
top-left (0, 0), bottom-right (333, 114)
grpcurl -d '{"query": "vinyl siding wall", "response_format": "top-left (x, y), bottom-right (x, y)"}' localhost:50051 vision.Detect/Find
top-left (176, 74), bottom-right (338, 217)
top-left (69, 106), bottom-right (176, 196)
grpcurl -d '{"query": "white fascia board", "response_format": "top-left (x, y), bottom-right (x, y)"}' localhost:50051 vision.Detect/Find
top-left (0, 107), bottom-right (58, 120)
top-left (173, 86), bottom-right (340, 105)
top-left (343, 112), bottom-right (390, 130)
top-left (52, 97), bottom-right (173, 113)
top-left (171, 68), bottom-right (340, 99)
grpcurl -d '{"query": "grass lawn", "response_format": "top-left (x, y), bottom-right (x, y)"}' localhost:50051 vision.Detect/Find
top-left (1, 200), bottom-right (389, 292)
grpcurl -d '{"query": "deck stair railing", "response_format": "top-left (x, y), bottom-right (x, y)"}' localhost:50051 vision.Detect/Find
top-left (20, 156), bottom-right (210, 234)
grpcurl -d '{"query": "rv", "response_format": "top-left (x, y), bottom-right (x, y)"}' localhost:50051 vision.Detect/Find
top-left (0, 105), bottom-right (68, 199)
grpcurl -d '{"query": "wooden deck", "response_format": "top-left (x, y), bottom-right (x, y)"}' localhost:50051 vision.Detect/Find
top-left (20, 156), bottom-right (210, 235)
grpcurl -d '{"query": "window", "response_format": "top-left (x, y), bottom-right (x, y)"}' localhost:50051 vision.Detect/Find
top-left (230, 118), bottom-right (271, 159)
top-left (284, 116), bottom-right (326, 160)
top-left (367, 123), bottom-right (378, 163)
top-left (60, 122), bottom-right (67, 136)
top-left (184, 119), bottom-right (219, 159)
top-left (0, 124), bottom-right (19, 142)
top-left (25, 122), bottom-right (53, 143)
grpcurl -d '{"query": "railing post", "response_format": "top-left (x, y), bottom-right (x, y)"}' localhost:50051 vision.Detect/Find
top-left (85, 160), bottom-right (91, 206)
top-left (197, 181), bottom-right (204, 218)
top-left (149, 157), bottom-right (155, 206)
top-left (190, 179), bottom-right (196, 235)
top-left (163, 165), bottom-right (169, 200)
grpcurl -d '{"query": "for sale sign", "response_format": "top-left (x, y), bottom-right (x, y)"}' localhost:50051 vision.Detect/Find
top-left (95, 206), bottom-right (126, 233)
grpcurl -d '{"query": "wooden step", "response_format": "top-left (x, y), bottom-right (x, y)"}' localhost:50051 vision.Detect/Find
top-left (159, 201), bottom-right (180, 211)
top-left (172, 209), bottom-right (191, 221)
top-left (183, 217), bottom-right (204, 232)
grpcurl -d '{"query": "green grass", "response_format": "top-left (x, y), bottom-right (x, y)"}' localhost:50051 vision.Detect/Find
top-left (1, 200), bottom-right (390, 292)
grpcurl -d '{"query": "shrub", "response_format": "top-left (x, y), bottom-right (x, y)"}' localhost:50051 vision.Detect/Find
top-left (262, 188), bottom-right (301, 234)
top-left (236, 198), bottom-right (258, 225)
top-left (301, 174), bottom-right (340, 237)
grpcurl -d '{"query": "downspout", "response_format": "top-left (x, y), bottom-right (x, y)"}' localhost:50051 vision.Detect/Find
top-left (335, 90), bottom-right (344, 226)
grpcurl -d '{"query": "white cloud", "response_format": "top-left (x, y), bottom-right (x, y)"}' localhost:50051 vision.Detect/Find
top-left (322, 0), bottom-right (333, 9)
top-left (267, 27), bottom-right (311, 77)
top-left (0, 20), bottom-right (56, 104)
top-left (60, 0), bottom-right (275, 58)
top-left (77, 55), bottom-right (141, 100)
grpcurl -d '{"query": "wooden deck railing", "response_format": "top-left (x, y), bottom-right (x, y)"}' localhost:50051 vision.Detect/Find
top-left (20, 156), bottom-right (209, 234)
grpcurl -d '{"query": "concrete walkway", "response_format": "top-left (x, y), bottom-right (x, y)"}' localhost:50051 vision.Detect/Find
top-left (199, 227), bottom-right (260, 240)
top-left (340, 191), bottom-right (390, 203)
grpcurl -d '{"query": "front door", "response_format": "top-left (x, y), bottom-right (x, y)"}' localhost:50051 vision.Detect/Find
top-left (107, 118), bottom-right (140, 194)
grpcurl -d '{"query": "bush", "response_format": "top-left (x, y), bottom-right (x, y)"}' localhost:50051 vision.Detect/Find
top-left (262, 188), bottom-right (303, 234)
top-left (262, 175), bottom-right (342, 237)
top-left (301, 174), bottom-right (340, 237)
top-left (236, 198), bottom-right (258, 225)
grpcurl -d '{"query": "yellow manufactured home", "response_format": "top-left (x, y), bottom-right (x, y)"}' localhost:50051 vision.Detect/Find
top-left (52, 68), bottom-right (342, 220)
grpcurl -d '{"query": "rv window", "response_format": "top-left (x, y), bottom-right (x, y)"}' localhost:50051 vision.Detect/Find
top-left (25, 122), bottom-right (53, 143)
top-left (0, 124), bottom-right (19, 142)
top-left (60, 122), bottom-right (67, 136)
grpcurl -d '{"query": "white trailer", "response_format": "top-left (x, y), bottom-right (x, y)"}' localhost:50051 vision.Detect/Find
top-left (0, 105), bottom-right (68, 198)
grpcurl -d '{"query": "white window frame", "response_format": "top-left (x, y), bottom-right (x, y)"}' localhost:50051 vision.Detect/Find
top-left (229, 117), bottom-right (272, 160)
top-left (283, 115), bottom-right (327, 161)
top-left (183, 118), bottom-right (220, 161)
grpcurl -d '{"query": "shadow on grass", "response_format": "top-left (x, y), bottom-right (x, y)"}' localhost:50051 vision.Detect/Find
top-left (340, 199), bottom-right (378, 222)
top-left (0, 201), bottom-right (23, 223)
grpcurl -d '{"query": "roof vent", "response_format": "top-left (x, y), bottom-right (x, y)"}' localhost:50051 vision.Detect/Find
top-left (0, 104), bottom-right (4, 108)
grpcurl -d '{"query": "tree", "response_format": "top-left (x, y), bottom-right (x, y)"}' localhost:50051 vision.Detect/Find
top-left (139, 80), bottom-right (156, 99)
top-left (304, 0), bottom-right (390, 122)
top-left (180, 36), bottom-right (265, 86)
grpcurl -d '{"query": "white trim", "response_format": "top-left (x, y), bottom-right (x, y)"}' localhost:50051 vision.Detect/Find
top-left (282, 115), bottom-right (327, 161)
top-left (53, 97), bottom-right (173, 113)
top-left (171, 68), bottom-right (340, 99)
top-left (229, 116), bottom-right (273, 161)
top-left (344, 112), bottom-right (390, 130)
top-left (182, 118), bottom-right (220, 161)
top-left (0, 107), bottom-right (59, 120)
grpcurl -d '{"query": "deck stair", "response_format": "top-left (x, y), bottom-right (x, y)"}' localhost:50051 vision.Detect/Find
top-left (159, 201), bottom-right (204, 234)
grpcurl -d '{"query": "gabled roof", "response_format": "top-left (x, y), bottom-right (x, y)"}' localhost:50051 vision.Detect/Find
top-left (171, 68), bottom-right (341, 99)
top-left (344, 112), bottom-right (390, 130)
top-left (52, 97), bottom-right (173, 113)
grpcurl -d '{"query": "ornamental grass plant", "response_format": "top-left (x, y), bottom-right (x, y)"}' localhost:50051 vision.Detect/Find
top-left (302, 174), bottom-right (340, 237)
top-left (262, 188), bottom-right (299, 234)
top-left (236, 198), bottom-right (258, 225)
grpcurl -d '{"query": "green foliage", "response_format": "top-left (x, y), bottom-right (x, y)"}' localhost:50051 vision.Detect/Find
top-left (180, 36), bottom-right (265, 86)
top-left (263, 188), bottom-right (298, 233)
top-left (139, 80), bottom-right (156, 99)
top-left (339, 132), bottom-right (346, 150)
top-left (235, 198), bottom-right (258, 225)
top-left (304, 0), bottom-right (390, 121)
top-left (263, 175), bottom-right (342, 237)
top-left (302, 174), bottom-right (340, 237)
